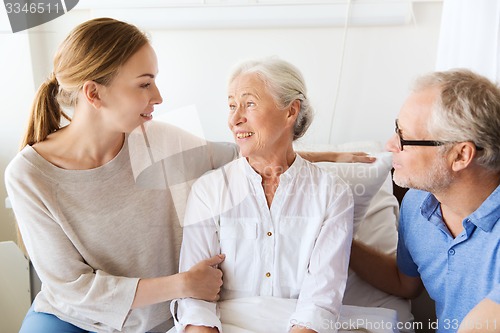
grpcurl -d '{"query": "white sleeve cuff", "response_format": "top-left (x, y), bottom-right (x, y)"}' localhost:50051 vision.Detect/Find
top-left (171, 298), bottom-right (222, 333)
top-left (288, 306), bottom-right (339, 333)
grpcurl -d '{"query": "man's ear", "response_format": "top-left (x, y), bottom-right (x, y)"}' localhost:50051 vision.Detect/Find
top-left (450, 142), bottom-right (476, 171)
top-left (82, 81), bottom-right (103, 109)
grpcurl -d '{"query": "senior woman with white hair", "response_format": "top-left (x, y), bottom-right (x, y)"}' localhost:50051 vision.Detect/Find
top-left (172, 58), bottom-right (354, 333)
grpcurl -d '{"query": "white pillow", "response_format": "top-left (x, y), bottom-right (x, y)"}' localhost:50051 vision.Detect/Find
top-left (314, 151), bottom-right (393, 233)
top-left (296, 141), bottom-right (413, 331)
top-left (343, 176), bottom-right (414, 332)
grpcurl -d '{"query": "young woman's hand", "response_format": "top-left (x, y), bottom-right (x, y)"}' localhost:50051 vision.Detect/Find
top-left (183, 254), bottom-right (225, 301)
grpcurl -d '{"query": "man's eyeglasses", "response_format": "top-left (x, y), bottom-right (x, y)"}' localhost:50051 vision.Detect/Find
top-left (394, 120), bottom-right (483, 151)
top-left (395, 119), bottom-right (447, 151)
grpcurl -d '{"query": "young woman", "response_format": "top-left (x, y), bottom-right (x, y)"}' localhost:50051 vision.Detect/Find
top-left (6, 18), bottom-right (233, 333)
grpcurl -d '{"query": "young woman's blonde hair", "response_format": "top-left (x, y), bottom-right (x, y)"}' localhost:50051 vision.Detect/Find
top-left (18, 18), bottom-right (149, 253)
top-left (21, 17), bottom-right (149, 147)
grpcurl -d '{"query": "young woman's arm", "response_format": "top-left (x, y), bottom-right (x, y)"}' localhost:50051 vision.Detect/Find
top-left (132, 255), bottom-right (224, 308)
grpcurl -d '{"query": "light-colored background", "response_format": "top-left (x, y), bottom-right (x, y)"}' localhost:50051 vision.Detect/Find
top-left (0, 0), bottom-right (443, 243)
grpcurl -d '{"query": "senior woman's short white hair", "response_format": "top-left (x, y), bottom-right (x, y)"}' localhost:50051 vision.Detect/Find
top-left (228, 57), bottom-right (314, 141)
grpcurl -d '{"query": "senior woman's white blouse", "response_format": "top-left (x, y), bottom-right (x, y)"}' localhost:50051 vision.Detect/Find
top-left (173, 155), bottom-right (354, 333)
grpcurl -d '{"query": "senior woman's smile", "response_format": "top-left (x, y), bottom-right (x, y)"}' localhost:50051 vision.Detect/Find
top-left (235, 131), bottom-right (254, 139)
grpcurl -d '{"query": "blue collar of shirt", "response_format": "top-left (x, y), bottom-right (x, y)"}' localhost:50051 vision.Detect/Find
top-left (420, 184), bottom-right (500, 233)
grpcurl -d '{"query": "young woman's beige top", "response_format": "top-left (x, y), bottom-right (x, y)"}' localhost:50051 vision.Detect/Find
top-left (5, 125), bottom-right (238, 332)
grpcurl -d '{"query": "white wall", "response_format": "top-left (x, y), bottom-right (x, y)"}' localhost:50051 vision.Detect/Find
top-left (0, 1), bottom-right (443, 242)
top-left (0, 10), bottom-right (35, 243)
top-left (151, 2), bottom-right (442, 145)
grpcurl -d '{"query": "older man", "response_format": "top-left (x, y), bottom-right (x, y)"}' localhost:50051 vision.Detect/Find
top-left (350, 69), bottom-right (500, 333)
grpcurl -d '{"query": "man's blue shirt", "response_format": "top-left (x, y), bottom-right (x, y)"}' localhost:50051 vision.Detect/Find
top-left (397, 185), bottom-right (500, 333)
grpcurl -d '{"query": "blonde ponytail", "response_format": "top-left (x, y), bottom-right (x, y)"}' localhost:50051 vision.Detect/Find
top-left (20, 73), bottom-right (71, 149)
top-left (18, 74), bottom-right (71, 254)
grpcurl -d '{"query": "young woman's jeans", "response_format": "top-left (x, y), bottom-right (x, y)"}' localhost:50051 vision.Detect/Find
top-left (19, 304), bottom-right (96, 333)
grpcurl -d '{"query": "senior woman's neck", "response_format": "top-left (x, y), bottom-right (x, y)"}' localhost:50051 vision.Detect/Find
top-left (247, 149), bottom-right (297, 179)
top-left (247, 149), bottom-right (296, 207)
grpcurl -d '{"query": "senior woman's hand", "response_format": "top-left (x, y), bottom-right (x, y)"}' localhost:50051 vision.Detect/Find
top-left (185, 325), bottom-right (219, 333)
top-left (298, 151), bottom-right (376, 163)
top-left (290, 325), bottom-right (318, 333)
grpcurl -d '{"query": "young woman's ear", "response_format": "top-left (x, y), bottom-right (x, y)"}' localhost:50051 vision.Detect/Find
top-left (82, 81), bottom-right (103, 108)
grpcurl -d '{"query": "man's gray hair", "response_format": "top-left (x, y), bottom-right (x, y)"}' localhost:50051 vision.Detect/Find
top-left (414, 69), bottom-right (500, 171)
